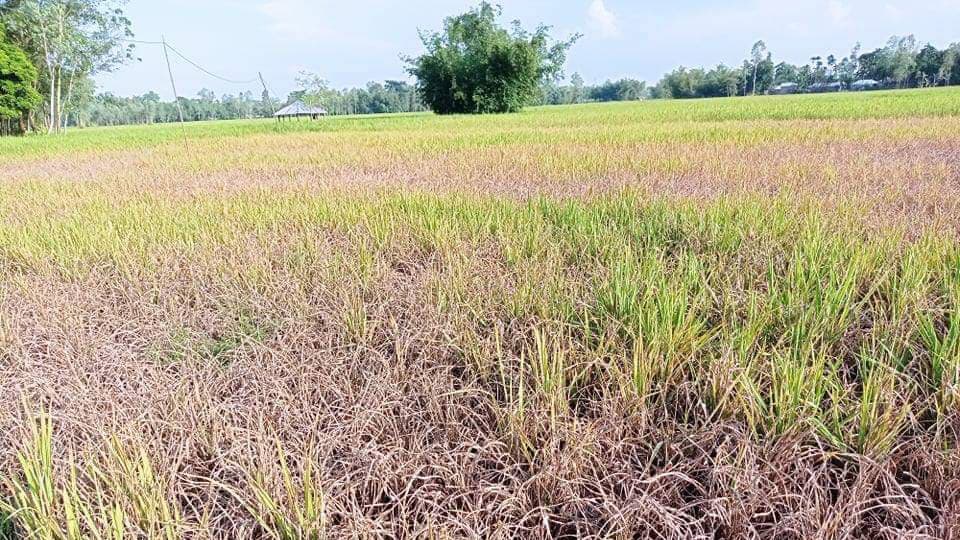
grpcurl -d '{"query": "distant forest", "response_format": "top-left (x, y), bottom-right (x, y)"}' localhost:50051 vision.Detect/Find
top-left (83, 73), bottom-right (650, 127)
top-left (650, 36), bottom-right (960, 100)
top-left (85, 34), bottom-right (960, 127)
top-left (2, 0), bottom-right (957, 133)
top-left (84, 80), bottom-right (427, 127)
top-left (544, 35), bottom-right (960, 103)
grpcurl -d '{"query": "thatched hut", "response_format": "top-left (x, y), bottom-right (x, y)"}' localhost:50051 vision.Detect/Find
top-left (274, 100), bottom-right (328, 121)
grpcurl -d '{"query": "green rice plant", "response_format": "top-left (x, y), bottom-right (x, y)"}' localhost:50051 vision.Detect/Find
top-left (624, 338), bottom-right (656, 405)
top-left (872, 239), bottom-right (936, 370)
top-left (1, 410), bottom-right (62, 539)
top-left (430, 250), bottom-right (471, 315)
top-left (905, 247), bottom-right (960, 413)
top-left (850, 346), bottom-right (910, 455)
top-left (742, 228), bottom-right (882, 438)
top-left (224, 441), bottom-right (326, 540)
top-left (766, 227), bottom-right (870, 353)
top-left (596, 247), bottom-right (711, 389)
top-left (496, 327), bottom-right (534, 458)
top-left (3, 86), bottom-right (960, 536)
top-left (811, 336), bottom-right (910, 456)
top-left (520, 327), bottom-right (574, 433)
top-left (917, 291), bottom-right (960, 413)
top-left (595, 248), bottom-right (643, 331)
top-left (720, 292), bottom-right (770, 415)
top-left (121, 447), bottom-right (177, 537)
top-left (500, 213), bottom-right (549, 268)
top-left (761, 347), bottom-right (835, 437)
top-left (349, 231), bottom-right (377, 291)
top-left (0, 409), bottom-right (180, 539)
top-left (341, 291), bottom-right (369, 343)
top-left (528, 326), bottom-right (568, 413)
top-left (80, 439), bottom-right (182, 540)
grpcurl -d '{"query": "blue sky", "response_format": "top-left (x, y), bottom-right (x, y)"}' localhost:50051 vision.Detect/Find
top-left (95, 0), bottom-right (960, 99)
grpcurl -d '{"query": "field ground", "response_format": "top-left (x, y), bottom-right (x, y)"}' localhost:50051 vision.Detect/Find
top-left (1, 87), bottom-right (959, 538)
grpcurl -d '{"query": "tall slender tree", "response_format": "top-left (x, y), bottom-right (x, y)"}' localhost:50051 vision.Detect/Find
top-left (2, 0), bottom-right (133, 133)
top-left (750, 40), bottom-right (767, 95)
top-left (887, 35), bottom-right (918, 87)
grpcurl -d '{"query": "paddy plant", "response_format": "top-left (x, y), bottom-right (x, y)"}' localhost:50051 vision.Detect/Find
top-left (3, 88), bottom-right (960, 537)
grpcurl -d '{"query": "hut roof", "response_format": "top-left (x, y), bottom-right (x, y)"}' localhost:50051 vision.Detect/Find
top-left (274, 100), bottom-right (328, 117)
top-left (808, 81), bottom-right (842, 90)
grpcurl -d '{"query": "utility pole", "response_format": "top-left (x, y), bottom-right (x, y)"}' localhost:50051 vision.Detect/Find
top-left (162, 35), bottom-right (185, 125)
top-left (258, 71), bottom-right (276, 115)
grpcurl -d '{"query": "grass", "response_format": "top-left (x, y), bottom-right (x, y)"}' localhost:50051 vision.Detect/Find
top-left (0, 87), bottom-right (959, 538)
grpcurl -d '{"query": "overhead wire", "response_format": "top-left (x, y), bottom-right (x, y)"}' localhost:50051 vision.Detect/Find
top-left (119, 36), bottom-right (281, 133)
top-left (116, 36), bottom-right (278, 137)
top-left (121, 38), bottom-right (260, 85)
top-left (163, 42), bottom-right (260, 85)
top-left (122, 38), bottom-right (165, 45)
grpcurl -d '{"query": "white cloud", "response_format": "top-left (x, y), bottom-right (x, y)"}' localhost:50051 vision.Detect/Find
top-left (588, 0), bottom-right (620, 39)
top-left (827, 0), bottom-right (852, 23)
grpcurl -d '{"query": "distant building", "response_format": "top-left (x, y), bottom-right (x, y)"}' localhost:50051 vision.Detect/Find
top-left (770, 82), bottom-right (799, 95)
top-left (274, 100), bottom-right (328, 121)
top-left (851, 79), bottom-right (881, 91)
top-left (808, 82), bottom-right (842, 93)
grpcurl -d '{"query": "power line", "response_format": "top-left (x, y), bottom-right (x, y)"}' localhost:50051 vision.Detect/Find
top-left (259, 71), bottom-right (278, 115)
top-left (122, 37), bottom-right (260, 85)
top-left (122, 38), bottom-right (165, 46)
top-left (119, 36), bottom-right (280, 128)
top-left (164, 43), bottom-right (259, 85)
top-left (160, 36), bottom-right (185, 125)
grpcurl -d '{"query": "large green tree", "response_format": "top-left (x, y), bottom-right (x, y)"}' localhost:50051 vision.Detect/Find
top-left (406, 2), bottom-right (578, 114)
top-left (915, 44), bottom-right (943, 86)
top-left (0, 24), bottom-right (41, 134)
top-left (1, 0), bottom-right (134, 133)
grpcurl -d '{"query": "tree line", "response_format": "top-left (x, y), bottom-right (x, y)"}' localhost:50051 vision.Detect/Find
top-left (3, 1), bottom-right (960, 133)
top-left (83, 80), bottom-right (426, 127)
top-left (81, 73), bottom-right (650, 127)
top-left (537, 75), bottom-right (646, 105)
top-left (652, 36), bottom-right (960, 99)
top-left (83, 90), bottom-right (271, 126)
top-left (402, 3), bottom-right (960, 112)
top-left (288, 75), bottom-right (426, 116)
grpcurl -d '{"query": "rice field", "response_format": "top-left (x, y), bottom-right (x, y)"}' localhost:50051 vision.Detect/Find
top-left (0, 87), bottom-right (959, 539)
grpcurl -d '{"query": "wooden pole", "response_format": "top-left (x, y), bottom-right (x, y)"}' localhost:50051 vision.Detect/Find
top-left (259, 72), bottom-right (277, 116)
top-left (162, 35), bottom-right (185, 125)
